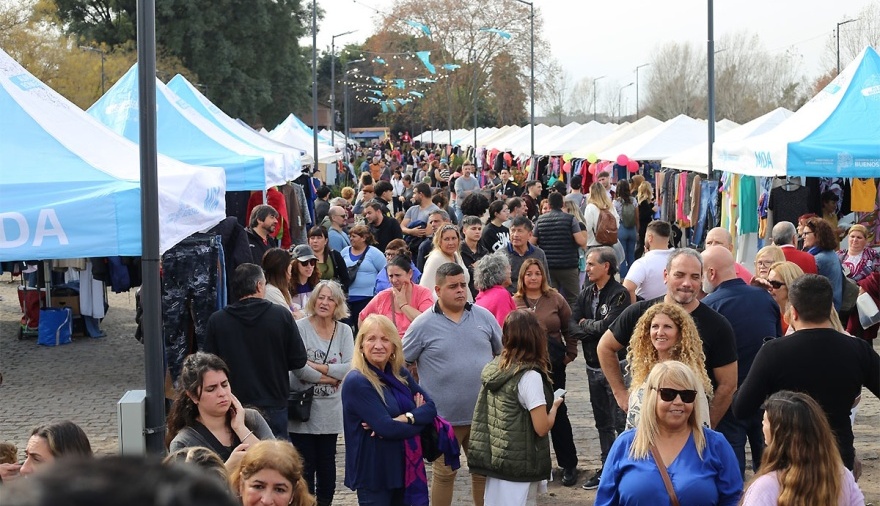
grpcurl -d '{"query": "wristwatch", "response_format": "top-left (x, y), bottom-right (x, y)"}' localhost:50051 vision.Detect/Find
top-left (405, 412), bottom-right (415, 424)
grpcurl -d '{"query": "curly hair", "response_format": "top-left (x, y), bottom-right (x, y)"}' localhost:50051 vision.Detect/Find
top-left (473, 251), bottom-right (511, 290)
top-left (626, 303), bottom-right (713, 398)
top-left (804, 217), bottom-right (838, 251)
top-left (752, 391), bottom-right (845, 506)
top-left (460, 192), bottom-right (490, 218)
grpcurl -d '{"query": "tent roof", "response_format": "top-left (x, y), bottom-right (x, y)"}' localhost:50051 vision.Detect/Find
top-left (537, 121), bottom-right (615, 156)
top-left (167, 74), bottom-right (301, 181)
top-left (787, 46), bottom-right (880, 177)
top-left (597, 115), bottom-right (708, 162)
top-left (268, 114), bottom-right (340, 164)
top-left (0, 49), bottom-right (225, 260)
top-left (572, 116), bottom-right (662, 158)
top-left (662, 108), bottom-right (792, 173)
top-left (714, 47), bottom-right (877, 177)
top-left (89, 65), bottom-right (284, 191)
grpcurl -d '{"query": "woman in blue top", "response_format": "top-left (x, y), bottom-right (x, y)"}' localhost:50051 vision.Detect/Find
top-left (341, 314), bottom-right (437, 506)
top-left (802, 217), bottom-right (843, 311)
top-left (595, 360), bottom-right (742, 506)
top-left (342, 225), bottom-right (387, 334)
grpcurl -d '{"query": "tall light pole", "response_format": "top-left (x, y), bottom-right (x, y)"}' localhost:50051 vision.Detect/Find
top-left (837, 18), bottom-right (858, 74)
top-left (512, 0), bottom-right (534, 159)
top-left (635, 63), bottom-right (649, 119)
top-left (707, 0), bottom-right (716, 178)
top-left (592, 75), bottom-right (606, 122)
top-left (471, 48), bottom-right (478, 164)
top-left (311, 0), bottom-right (318, 173)
top-left (330, 30), bottom-right (357, 149)
top-left (80, 45), bottom-right (106, 95)
top-left (343, 59), bottom-right (365, 162)
top-left (617, 82), bottom-right (633, 122)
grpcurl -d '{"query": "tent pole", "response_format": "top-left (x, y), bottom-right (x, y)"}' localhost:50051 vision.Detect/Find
top-left (137, 0), bottom-right (166, 455)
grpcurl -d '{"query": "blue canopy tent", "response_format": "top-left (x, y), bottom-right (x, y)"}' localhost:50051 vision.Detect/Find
top-left (787, 46), bottom-right (880, 177)
top-left (89, 65), bottom-right (286, 191)
top-left (166, 74), bottom-right (303, 181)
top-left (0, 48), bottom-right (226, 261)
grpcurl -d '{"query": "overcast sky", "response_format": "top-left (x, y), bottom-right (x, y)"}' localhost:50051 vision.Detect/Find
top-left (310, 0), bottom-right (873, 114)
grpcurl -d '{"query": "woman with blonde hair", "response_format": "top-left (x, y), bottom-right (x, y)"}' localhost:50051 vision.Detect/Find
top-left (584, 181), bottom-right (619, 249)
top-left (595, 361), bottom-right (742, 505)
top-left (838, 223), bottom-right (879, 282)
top-left (752, 245), bottom-right (785, 281)
top-left (230, 439), bottom-right (315, 506)
top-left (419, 223), bottom-right (472, 301)
top-left (764, 261), bottom-right (805, 334)
top-left (741, 390), bottom-right (864, 505)
top-left (625, 303), bottom-right (713, 429)
top-left (289, 280), bottom-right (353, 506)
top-left (341, 314), bottom-right (438, 504)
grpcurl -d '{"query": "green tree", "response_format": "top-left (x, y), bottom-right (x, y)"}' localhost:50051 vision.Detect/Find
top-left (50, 0), bottom-right (312, 126)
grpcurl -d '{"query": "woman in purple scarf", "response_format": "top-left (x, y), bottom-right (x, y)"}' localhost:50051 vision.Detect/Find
top-left (342, 314), bottom-right (437, 505)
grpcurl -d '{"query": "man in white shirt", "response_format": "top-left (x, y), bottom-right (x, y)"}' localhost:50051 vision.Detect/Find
top-left (622, 220), bottom-right (673, 302)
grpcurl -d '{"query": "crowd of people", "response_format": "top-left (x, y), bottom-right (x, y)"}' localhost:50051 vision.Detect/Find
top-left (2, 143), bottom-right (879, 506)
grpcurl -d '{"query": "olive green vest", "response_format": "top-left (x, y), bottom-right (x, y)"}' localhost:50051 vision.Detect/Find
top-left (468, 358), bottom-right (553, 482)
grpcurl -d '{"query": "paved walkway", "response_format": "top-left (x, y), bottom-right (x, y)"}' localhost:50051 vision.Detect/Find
top-left (0, 278), bottom-right (877, 504)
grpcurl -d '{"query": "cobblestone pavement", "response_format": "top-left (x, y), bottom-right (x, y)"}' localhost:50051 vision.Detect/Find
top-left (0, 278), bottom-right (877, 504)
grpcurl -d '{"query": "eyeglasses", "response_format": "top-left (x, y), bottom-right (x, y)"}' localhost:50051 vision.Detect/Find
top-left (767, 280), bottom-right (785, 289)
top-left (655, 387), bottom-right (698, 403)
top-left (755, 260), bottom-right (773, 267)
top-left (801, 231), bottom-right (814, 236)
top-left (301, 259), bottom-right (317, 266)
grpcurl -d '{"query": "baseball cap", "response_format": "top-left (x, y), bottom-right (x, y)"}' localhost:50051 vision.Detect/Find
top-left (291, 244), bottom-right (317, 262)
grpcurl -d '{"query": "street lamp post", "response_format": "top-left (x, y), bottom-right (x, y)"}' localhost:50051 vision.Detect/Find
top-left (635, 63), bottom-right (649, 119)
top-left (471, 48), bottom-right (478, 164)
top-left (837, 18), bottom-right (858, 74)
top-left (592, 75), bottom-right (606, 122)
top-left (80, 45), bottom-right (106, 95)
top-left (512, 0), bottom-right (534, 159)
top-left (708, 0), bottom-right (716, 178)
top-left (617, 82), bottom-right (633, 122)
top-left (331, 30), bottom-right (357, 150)
top-left (311, 0), bottom-right (318, 173)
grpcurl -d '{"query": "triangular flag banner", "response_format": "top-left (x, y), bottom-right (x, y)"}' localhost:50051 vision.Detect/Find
top-left (416, 51), bottom-right (436, 74)
top-left (367, 97), bottom-right (381, 103)
top-left (416, 78), bottom-right (437, 83)
top-left (397, 98), bottom-right (411, 105)
top-left (381, 102), bottom-right (389, 113)
top-left (368, 89), bottom-right (384, 96)
top-left (394, 79), bottom-right (405, 89)
top-left (442, 64), bottom-right (461, 71)
top-left (409, 91), bottom-right (424, 97)
top-left (374, 57), bottom-right (386, 64)
top-left (479, 28), bottom-right (512, 39)
top-left (387, 101), bottom-right (397, 112)
top-left (371, 76), bottom-right (384, 84)
top-left (404, 20), bottom-right (431, 36)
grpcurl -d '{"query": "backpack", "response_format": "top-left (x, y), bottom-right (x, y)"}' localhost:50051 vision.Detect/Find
top-left (620, 198), bottom-right (637, 228)
top-left (595, 208), bottom-right (619, 245)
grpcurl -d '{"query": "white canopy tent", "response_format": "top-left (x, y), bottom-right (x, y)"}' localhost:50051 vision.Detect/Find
top-left (597, 115), bottom-right (714, 162)
top-left (478, 125), bottom-right (521, 149)
top-left (662, 108), bottom-right (792, 174)
top-left (537, 121), bottom-right (615, 156)
top-left (572, 116), bottom-right (663, 159)
top-left (269, 114), bottom-right (340, 164)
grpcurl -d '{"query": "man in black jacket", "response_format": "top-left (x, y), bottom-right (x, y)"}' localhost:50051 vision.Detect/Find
top-left (245, 204), bottom-right (279, 264)
top-left (569, 247), bottom-right (631, 490)
top-left (204, 264), bottom-right (307, 439)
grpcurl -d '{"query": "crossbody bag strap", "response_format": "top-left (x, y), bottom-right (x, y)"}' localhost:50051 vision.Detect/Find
top-left (321, 321), bottom-right (337, 365)
top-left (650, 445), bottom-right (681, 506)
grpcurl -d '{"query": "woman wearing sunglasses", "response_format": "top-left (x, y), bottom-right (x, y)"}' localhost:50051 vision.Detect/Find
top-left (766, 261), bottom-right (804, 335)
top-left (595, 361), bottom-right (742, 506)
top-left (625, 303), bottom-right (713, 430)
top-left (290, 244), bottom-right (321, 320)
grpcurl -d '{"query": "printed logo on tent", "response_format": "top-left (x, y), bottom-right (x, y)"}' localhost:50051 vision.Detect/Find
top-left (204, 186), bottom-right (221, 212)
top-left (717, 150), bottom-right (739, 163)
top-left (176, 98), bottom-right (191, 110)
top-left (837, 152), bottom-right (854, 170)
top-left (10, 74), bottom-right (42, 91)
top-left (753, 151), bottom-right (773, 169)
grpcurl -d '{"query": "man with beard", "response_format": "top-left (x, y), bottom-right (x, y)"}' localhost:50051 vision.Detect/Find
top-left (245, 204), bottom-right (280, 264)
top-left (596, 248), bottom-right (738, 429)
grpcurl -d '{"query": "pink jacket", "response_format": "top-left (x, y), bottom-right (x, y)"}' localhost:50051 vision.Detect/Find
top-left (360, 283), bottom-right (435, 337)
top-left (475, 285), bottom-right (517, 327)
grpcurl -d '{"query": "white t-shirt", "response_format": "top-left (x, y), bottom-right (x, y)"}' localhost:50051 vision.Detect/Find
top-left (624, 248), bottom-right (674, 300)
top-left (484, 371), bottom-right (548, 506)
top-left (740, 469), bottom-right (864, 506)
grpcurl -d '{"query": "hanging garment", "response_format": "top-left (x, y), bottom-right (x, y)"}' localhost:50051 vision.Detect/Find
top-left (162, 234), bottom-right (221, 380)
top-left (247, 188), bottom-right (291, 249)
top-left (851, 178), bottom-right (877, 212)
top-left (738, 176), bottom-right (759, 234)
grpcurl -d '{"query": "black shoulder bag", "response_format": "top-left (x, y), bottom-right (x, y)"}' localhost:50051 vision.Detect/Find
top-left (288, 321), bottom-right (337, 422)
